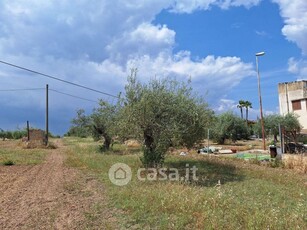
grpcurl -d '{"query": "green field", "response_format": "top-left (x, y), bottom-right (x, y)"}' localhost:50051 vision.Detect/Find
top-left (64, 137), bottom-right (307, 229)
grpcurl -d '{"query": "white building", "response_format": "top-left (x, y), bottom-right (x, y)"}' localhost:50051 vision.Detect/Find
top-left (278, 80), bottom-right (307, 133)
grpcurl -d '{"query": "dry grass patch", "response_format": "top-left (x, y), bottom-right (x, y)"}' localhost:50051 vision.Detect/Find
top-left (283, 154), bottom-right (307, 173)
top-left (0, 140), bottom-right (48, 165)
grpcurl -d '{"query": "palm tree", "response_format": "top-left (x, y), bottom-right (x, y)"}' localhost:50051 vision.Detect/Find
top-left (237, 100), bottom-right (245, 119)
top-left (244, 100), bottom-right (252, 122)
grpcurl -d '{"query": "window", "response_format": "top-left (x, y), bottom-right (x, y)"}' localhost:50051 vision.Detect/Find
top-left (292, 100), bottom-right (301, 111)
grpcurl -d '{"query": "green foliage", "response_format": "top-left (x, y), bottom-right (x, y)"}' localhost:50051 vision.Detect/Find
top-left (282, 113), bottom-right (301, 132)
top-left (0, 128), bottom-right (27, 140)
top-left (237, 100), bottom-right (245, 119)
top-left (66, 102), bottom-right (121, 151)
top-left (237, 100), bottom-right (252, 121)
top-left (3, 160), bottom-right (15, 166)
top-left (297, 134), bottom-right (307, 144)
top-left (211, 112), bottom-right (249, 144)
top-left (119, 70), bottom-right (213, 167)
top-left (263, 114), bottom-right (283, 141)
top-left (66, 109), bottom-right (92, 138)
top-left (244, 100), bottom-right (252, 122)
top-left (269, 158), bottom-right (284, 168)
top-left (91, 100), bottom-right (120, 150)
top-left (253, 113), bottom-right (302, 140)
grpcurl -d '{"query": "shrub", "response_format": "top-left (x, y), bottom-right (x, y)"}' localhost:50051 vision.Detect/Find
top-left (3, 160), bottom-right (15, 166)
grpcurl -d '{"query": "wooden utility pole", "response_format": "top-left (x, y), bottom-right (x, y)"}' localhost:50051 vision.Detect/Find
top-left (45, 84), bottom-right (49, 145)
top-left (27, 120), bottom-right (30, 141)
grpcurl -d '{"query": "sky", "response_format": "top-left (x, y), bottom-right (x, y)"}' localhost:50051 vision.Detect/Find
top-left (0, 0), bottom-right (306, 135)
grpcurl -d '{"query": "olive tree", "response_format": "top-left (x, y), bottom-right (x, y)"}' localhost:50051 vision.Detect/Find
top-left (119, 71), bottom-right (213, 167)
top-left (253, 113), bottom-right (301, 142)
top-left (263, 114), bottom-right (283, 142)
top-left (67, 109), bottom-right (92, 137)
top-left (91, 100), bottom-right (120, 150)
top-left (211, 112), bottom-right (249, 144)
top-left (281, 113), bottom-right (302, 141)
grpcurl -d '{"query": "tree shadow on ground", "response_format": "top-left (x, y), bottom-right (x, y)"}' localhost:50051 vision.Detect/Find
top-left (165, 158), bottom-right (245, 187)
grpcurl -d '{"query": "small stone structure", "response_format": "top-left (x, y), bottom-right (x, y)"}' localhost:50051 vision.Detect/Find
top-left (24, 129), bottom-right (46, 148)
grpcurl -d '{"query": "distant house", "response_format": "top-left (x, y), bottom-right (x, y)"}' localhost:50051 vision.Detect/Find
top-left (278, 80), bottom-right (307, 133)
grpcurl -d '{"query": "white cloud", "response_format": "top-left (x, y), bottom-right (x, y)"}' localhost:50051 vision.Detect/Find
top-left (106, 23), bottom-right (175, 63)
top-left (287, 57), bottom-right (307, 79)
top-left (288, 57), bottom-right (299, 74)
top-left (255, 30), bottom-right (270, 38)
top-left (126, 52), bottom-right (254, 101)
top-left (216, 99), bottom-right (237, 112)
top-left (272, 0), bottom-right (307, 55)
top-left (169, 0), bottom-right (261, 13)
top-left (217, 0), bottom-right (262, 10)
top-left (0, 0), bottom-right (260, 133)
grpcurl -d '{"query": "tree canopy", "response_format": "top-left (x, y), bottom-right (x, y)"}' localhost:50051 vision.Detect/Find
top-left (119, 70), bottom-right (214, 167)
top-left (211, 111), bottom-right (249, 144)
top-left (66, 109), bottom-right (91, 138)
top-left (253, 113), bottom-right (301, 142)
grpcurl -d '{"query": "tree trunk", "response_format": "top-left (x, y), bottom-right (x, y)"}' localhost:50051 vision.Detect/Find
top-left (142, 128), bottom-right (164, 168)
top-left (103, 134), bottom-right (111, 150)
top-left (93, 125), bottom-right (112, 150)
top-left (274, 134), bottom-right (278, 143)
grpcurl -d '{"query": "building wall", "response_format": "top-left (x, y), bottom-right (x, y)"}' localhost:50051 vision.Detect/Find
top-left (278, 81), bottom-right (307, 131)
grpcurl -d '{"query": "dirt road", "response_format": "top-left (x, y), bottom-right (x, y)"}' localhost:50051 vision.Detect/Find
top-left (0, 140), bottom-right (116, 229)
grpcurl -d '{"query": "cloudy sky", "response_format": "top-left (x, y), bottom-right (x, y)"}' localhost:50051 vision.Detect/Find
top-left (0, 0), bottom-right (306, 135)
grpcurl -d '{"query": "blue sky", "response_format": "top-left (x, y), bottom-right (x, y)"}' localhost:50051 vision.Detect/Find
top-left (0, 0), bottom-right (306, 135)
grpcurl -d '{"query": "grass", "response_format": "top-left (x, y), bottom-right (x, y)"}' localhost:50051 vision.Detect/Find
top-left (0, 142), bottom-right (48, 165)
top-left (63, 137), bottom-right (307, 229)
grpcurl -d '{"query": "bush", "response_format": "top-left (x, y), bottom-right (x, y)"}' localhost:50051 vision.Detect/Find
top-left (297, 134), bottom-right (307, 144)
top-left (211, 112), bottom-right (249, 144)
top-left (0, 129), bottom-right (27, 140)
top-left (3, 160), bottom-right (15, 166)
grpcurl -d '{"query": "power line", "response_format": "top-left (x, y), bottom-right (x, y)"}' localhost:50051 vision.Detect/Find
top-left (0, 88), bottom-right (45, 92)
top-left (0, 87), bottom-right (98, 103)
top-left (0, 60), bottom-right (119, 98)
top-left (49, 88), bottom-right (98, 103)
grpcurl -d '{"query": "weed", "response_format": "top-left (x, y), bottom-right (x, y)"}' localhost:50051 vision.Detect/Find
top-left (269, 158), bottom-right (284, 168)
top-left (3, 160), bottom-right (14, 166)
top-left (46, 141), bottom-right (57, 149)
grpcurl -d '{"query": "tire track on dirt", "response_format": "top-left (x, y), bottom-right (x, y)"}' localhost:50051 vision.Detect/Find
top-left (0, 166), bottom-right (35, 194)
top-left (0, 140), bottom-right (117, 229)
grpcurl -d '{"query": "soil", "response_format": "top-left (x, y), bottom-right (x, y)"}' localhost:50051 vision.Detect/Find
top-left (0, 140), bottom-right (117, 230)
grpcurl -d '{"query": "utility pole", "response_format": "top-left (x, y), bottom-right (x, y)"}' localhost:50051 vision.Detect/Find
top-left (27, 120), bottom-right (30, 141)
top-left (45, 84), bottom-right (49, 145)
top-left (255, 52), bottom-right (266, 150)
top-left (279, 124), bottom-right (284, 154)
